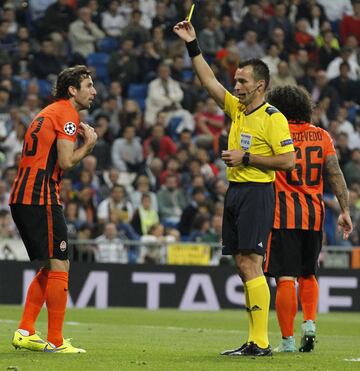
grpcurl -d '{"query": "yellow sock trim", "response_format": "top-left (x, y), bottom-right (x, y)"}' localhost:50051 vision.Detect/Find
top-left (245, 275), bottom-right (270, 348)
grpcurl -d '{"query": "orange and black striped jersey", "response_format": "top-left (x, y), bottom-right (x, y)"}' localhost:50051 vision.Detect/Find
top-left (273, 122), bottom-right (336, 231)
top-left (9, 100), bottom-right (80, 205)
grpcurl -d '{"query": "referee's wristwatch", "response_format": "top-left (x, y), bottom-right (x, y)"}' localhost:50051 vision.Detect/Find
top-left (242, 152), bottom-right (250, 166)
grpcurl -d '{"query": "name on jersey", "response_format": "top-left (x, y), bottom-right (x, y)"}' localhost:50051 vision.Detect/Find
top-left (292, 131), bottom-right (323, 142)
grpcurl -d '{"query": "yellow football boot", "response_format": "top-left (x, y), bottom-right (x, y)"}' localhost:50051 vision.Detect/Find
top-left (43, 338), bottom-right (86, 353)
top-left (12, 330), bottom-right (47, 351)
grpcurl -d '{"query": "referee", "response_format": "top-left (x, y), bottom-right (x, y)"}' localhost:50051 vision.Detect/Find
top-left (173, 21), bottom-right (295, 356)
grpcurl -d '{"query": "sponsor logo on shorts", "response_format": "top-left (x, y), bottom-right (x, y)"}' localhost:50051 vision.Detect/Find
top-left (64, 122), bottom-right (76, 136)
top-left (60, 240), bottom-right (67, 251)
top-left (258, 242), bottom-right (263, 248)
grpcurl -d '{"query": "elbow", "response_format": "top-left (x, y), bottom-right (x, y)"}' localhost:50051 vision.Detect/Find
top-left (58, 159), bottom-right (73, 171)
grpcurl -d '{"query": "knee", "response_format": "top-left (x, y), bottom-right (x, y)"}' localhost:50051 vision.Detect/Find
top-left (49, 259), bottom-right (70, 272)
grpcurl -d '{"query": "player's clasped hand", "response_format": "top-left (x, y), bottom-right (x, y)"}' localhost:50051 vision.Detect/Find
top-left (78, 122), bottom-right (98, 152)
top-left (222, 149), bottom-right (245, 167)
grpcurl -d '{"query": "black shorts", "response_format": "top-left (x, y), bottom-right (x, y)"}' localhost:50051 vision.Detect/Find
top-left (222, 182), bottom-right (275, 256)
top-left (10, 204), bottom-right (69, 261)
top-left (264, 229), bottom-right (322, 278)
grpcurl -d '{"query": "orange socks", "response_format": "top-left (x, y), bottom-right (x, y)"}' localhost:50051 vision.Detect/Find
top-left (46, 271), bottom-right (69, 347)
top-left (276, 280), bottom-right (297, 338)
top-left (19, 268), bottom-right (49, 334)
top-left (298, 275), bottom-right (318, 321)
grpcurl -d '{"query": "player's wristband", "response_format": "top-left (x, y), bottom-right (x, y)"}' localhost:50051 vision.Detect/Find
top-left (242, 152), bottom-right (250, 166)
top-left (186, 39), bottom-right (201, 58)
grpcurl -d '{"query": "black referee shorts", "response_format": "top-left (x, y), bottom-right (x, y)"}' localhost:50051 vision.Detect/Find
top-left (10, 204), bottom-right (69, 261)
top-left (264, 229), bottom-right (322, 278)
top-left (222, 182), bottom-right (275, 256)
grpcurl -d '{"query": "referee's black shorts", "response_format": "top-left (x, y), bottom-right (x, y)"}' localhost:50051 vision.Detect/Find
top-left (222, 181), bottom-right (275, 256)
top-left (264, 229), bottom-right (322, 278)
top-left (10, 204), bottom-right (69, 261)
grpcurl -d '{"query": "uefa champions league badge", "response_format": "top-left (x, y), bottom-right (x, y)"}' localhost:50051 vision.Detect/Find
top-left (240, 133), bottom-right (252, 150)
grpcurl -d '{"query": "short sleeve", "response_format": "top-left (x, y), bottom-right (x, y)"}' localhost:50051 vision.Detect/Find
top-left (267, 112), bottom-right (294, 155)
top-left (54, 108), bottom-right (80, 143)
top-left (322, 129), bottom-right (336, 157)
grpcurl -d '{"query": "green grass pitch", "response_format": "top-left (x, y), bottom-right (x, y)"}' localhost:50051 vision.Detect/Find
top-left (0, 306), bottom-right (359, 370)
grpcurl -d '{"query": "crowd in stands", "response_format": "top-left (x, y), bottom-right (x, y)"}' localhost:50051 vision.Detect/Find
top-left (0, 0), bottom-right (360, 264)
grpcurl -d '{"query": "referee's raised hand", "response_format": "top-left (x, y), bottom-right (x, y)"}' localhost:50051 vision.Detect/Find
top-left (173, 20), bottom-right (196, 42)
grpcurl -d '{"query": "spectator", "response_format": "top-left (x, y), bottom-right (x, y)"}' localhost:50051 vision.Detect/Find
top-left (219, 15), bottom-right (238, 42)
top-left (143, 124), bottom-right (177, 161)
top-left (343, 148), bottom-right (360, 185)
top-left (108, 38), bottom-right (140, 91)
top-left (261, 44), bottom-right (281, 76)
top-left (91, 115), bottom-right (112, 171)
top-left (336, 132), bottom-right (352, 170)
top-left (195, 97), bottom-right (225, 150)
top-left (327, 47), bottom-right (360, 80)
top-left (293, 18), bottom-right (316, 58)
top-left (0, 179), bottom-right (10, 212)
top-left (130, 175), bottom-right (158, 212)
top-left (0, 120), bottom-right (26, 167)
top-left (40, 0), bottom-right (76, 56)
top-left (138, 223), bottom-right (175, 264)
top-left (289, 49), bottom-right (309, 81)
top-left (318, 30), bottom-right (340, 70)
top-left (94, 222), bottom-right (127, 263)
top-left (349, 121), bottom-right (360, 150)
top-left (159, 157), bottom-right (180, 185)
top-left (101, 0), bottom-right (127, 38)
top-left (111, 125), bottom-right (143, 173)
top-left (151, 1), bottom-right (175, 41)
top-left (0, 63), bottom-right (22, 105)
top-left (69, 6), bottom-right (105, 59)
top-left (329, 62), bottom-right (357, 105)
top-left (131, 192), bottom-right (159, 235)
top-left (138, 41), bottom-right (161, 83)
top-left (122, 10), bottom-right (150, 47)
top-left (271, 60), bottom-right (297, 88)
top-left (266, 27), bottom-right (290, 61)
top-left (310, 69), bottom-right (340, 120)
top-left (145, 63), bottom-right (184, 127)
top-left (268, 2), bottom-right (294, 45)
top-left (97, 184), bottom-right (134, 226)
top-left (317, 0), bottom-right (353, 27)
top-left (178, 187), bottom-right (207, 237)
top-left (237, 30), bottom-right (265, 61)
top-left (30, 38), bottom-right (62, 80)
top-left (239, 3), bottom-right (268, 42)
top-left (198, 17), bottom-right (224, 62)
top-left (0, 87), bottom-right (11, 140)
top-left (157, 174), bottom-right (187, 226)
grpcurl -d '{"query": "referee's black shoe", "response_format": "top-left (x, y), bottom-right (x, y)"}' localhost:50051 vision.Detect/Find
top-left (220, 342), bottom-right (248, 356)
top-left (225, 342), bottom-right (272, 356)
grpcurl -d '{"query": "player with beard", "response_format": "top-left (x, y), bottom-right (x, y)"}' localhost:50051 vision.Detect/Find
top-left (10, 65), bottom-right (97, 353)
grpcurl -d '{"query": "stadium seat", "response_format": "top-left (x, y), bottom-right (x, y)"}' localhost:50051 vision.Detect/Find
top-left (98, 37), bottom-right (119, 53)
top-left (87, 52), bottom-right (110, 85)
top-left (127, 83), bottom-right (148, 111)
top-left (37, 79), bottom-right (52, 99)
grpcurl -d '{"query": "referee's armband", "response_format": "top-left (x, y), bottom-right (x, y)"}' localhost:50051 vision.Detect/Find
top-left (186, 39), bottom-right (202, 58)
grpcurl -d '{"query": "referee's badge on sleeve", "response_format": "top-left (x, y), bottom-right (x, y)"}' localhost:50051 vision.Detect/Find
top-left (240, 133), bottom-right (252, 150)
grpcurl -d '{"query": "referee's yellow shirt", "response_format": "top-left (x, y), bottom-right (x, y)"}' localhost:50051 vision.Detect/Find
top-left (224, 90), bottom-right (294, 183)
